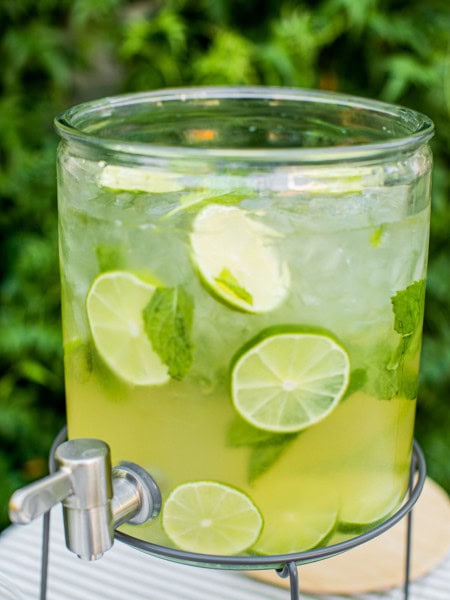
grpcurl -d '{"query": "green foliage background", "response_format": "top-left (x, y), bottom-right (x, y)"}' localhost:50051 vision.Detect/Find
top-left (1, 0), bottom-right (449, 531)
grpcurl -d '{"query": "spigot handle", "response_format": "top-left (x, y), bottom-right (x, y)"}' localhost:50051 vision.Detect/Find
top-left (9, 439), bottom-right (113, 524)
top-left (9, 470), bottom-right (72, 524)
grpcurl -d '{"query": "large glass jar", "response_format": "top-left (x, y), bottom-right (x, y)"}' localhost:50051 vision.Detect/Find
top-left (55, 87), bottom-right (433, 557)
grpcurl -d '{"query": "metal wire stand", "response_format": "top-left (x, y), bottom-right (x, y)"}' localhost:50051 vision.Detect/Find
top-left (40, 429), bottom-right (426, 600)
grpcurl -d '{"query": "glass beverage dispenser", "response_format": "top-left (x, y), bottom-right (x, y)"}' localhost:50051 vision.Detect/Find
top-left (9, 87), bottom-right (433, 596)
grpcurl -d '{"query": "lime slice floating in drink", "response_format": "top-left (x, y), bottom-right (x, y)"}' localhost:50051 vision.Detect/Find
top-left (231, 328), bottom-right (350, 433)
top-left (190, 204), bottom-right (290, 313)
top-left (251, 478), bottom-right (339, 554)
top-left (338, 477), bottom-right (404, 533)
top-left (86, 271), bottom-right (169, 386)
top-left (162, 481), bottom-right (263, 555)
top-left (99, 165), bottom-right (183, 193)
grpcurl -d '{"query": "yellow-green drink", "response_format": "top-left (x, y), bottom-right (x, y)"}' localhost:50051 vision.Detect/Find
top-left (56, 88), bottom-right (433, 556)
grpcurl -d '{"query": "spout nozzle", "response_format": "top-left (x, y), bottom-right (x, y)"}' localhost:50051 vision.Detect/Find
top-left (63, 504), bottom-right (114, 561)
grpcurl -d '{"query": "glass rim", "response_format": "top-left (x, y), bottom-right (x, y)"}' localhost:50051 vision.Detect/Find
top-left (54, 86), bottom-right (434, 164)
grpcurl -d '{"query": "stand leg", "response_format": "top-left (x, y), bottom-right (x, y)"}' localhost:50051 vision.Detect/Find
top-left (40, 511), bottom-right (51, 600)
top-left (40, 426), bottom-right (67, 600)
top-left (404, 510), bottom-right (413, 600)
top-left (404, 450), bottom-right (416, 600)
top-left (277, 562), bottom-right (300, 600)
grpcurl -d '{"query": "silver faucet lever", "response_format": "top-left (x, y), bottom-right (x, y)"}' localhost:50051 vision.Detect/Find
top-left (9, 438), bottom-right (161, 561)
top-left (9, 469), bottom-right (72, 524)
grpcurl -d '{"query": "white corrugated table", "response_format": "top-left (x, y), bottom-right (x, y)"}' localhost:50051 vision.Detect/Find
top-left (0, 509), bottom-right (448, 600)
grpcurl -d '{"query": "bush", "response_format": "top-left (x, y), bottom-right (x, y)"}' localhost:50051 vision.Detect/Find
top-left (1, 0), bottom-right (449, 531)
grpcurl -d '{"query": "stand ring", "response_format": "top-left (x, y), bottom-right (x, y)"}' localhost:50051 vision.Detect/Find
top-left (114, 441), bottom-right (426, 571)
top-left (42, 432), bottom-right (425, 600)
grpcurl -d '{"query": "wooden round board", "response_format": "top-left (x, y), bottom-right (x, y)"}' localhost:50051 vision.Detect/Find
top-left (248, 478), bottom-right (450, 594)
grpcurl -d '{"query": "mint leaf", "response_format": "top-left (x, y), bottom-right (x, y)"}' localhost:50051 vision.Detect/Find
top-left (342, 368), bottom-right (367, 401)
top-left (95, 244), bottom-right (124, 272)
top-left (214, 268), bottom-right (253, 305)
top-left (381, 279), bottom-right (427, 400)
top-left (143, 286), bottom-right (194, 380)
top-left (227, 417), bottom-right (297, 482)
top-left (391, 279), bottom-right (426, 364)
top-left (372, 367), bottom-right (398, 401)
top-left (248, 438), bottom-right (296, 483)
top-left (370, 334), bottom-right (420, 401)
top-left (400, 367), bottom-right (420, 400)
top-left (227, 417), bottom-right (281, 446)
top-left (391, 279), bottom-right (426, 339)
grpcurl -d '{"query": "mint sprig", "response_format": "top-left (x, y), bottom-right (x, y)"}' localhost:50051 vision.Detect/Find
top-left (227, 417), bottom-right (297, 483)
top-left (388, 279), bottom-right (426, 399)
top-left (391, 279), bottom-right (426, 348)
top-left (143, 286), bottom-right (194, 380)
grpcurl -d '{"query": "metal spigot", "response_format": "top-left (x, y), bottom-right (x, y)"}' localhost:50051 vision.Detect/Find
top-left (8, 439), bottom-right (161, 561)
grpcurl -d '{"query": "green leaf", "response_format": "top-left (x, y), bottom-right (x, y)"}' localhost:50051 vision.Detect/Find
top-left (143, 286), bottom-right (194, 381)
top-left (214, 268), bottom-right (253, 305)
top-left (227, 416), bottom-right (282, 447)
top-left (372, 367), bottom-right (398, 401)
top-left (379, 280), bottom-right (427, 400)
top-left (95, 244), bottom-right (125, 272)
top-left (193, 29), bottom-right (256, 84)
top-left (227, 417), bottom-right (297, 482)
top-left (399, 368), bottom-right (420, 401)
top-left (380, 55), bottom-right (438, 102)
top-left (391, 279), bottom-right (426, 347)
top-left (342, 368), bottom-right (367, 401)
top-left (391, 279), bottom-right (426, 369)
top-left (248, 439), bottom-right (295, 484)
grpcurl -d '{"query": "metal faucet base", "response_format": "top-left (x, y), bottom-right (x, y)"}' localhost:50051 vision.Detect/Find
top-left (9, 427), bottom-right (161, 564)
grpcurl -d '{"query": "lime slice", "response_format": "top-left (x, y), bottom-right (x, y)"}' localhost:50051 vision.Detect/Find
top-left (286, 165), bottom-right (384, 194)
top-left (231, 328), bottom-right (350, 432)
top-left (86, 271), bottom-right (169, 386)
top-left (190, 204), bottom-right (290, 313)
top-left (162, 481), bottom-right (263, 555)
top-left (99, 165), bottom-right (183, 193)
top-left (338, 476), bottom-right (404, 533)
top-left (251, 478), bottom-right (338, 554)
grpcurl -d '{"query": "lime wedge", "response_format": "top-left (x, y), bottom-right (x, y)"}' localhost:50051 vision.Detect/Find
top-left (99, 165), bottom-right (183, 193)
top-left (86, 271), bottom-right (169, 386)
top-left (251, 478), bottom-right (338, 554)
top-left (231, 328), bottom-right (350, 432)
top-left (162, 481), bottom-right (263, 555)
top-left (190, 204), bottom-right (290, 313)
